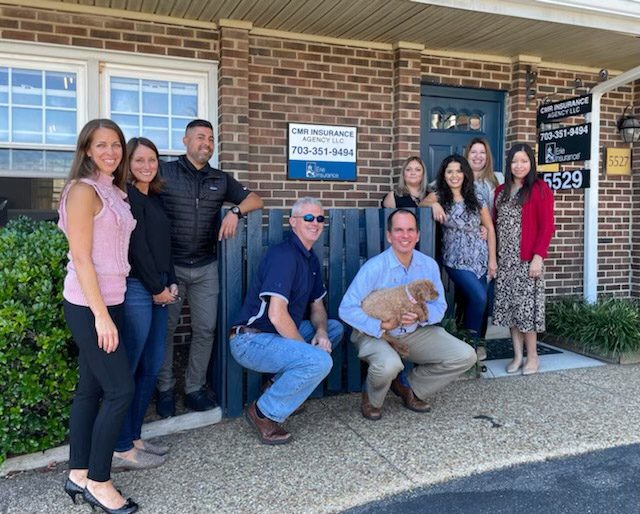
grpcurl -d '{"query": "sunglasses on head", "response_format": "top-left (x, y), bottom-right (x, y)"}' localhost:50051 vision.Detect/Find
top-left (295, 213), bottom-right (326, 223)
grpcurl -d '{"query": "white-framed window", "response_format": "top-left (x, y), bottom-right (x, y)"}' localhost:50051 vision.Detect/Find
top-left (0, 54), bottom-right (87, 178)
top-left (0, 41), bottom-right (217, 181)
top-left (101, 64), bottom-right (207, 155)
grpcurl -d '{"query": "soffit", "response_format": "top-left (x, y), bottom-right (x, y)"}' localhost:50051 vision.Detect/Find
top-left (21, 0), bottom-right (640, 69)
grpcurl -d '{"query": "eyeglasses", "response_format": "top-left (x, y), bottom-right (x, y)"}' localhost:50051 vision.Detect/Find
top-left (294, 214), bottom-right (326, 223)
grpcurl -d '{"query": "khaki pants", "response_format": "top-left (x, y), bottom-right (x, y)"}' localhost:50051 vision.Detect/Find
top-left (352, 326), bottom-right (476, 408)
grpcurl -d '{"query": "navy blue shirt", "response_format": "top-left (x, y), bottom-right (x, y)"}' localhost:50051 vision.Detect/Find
top-left (232, 232), bottom-right (326, 333)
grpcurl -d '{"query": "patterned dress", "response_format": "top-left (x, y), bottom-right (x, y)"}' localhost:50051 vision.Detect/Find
top-left (493, 188), bottom-right (545, 332)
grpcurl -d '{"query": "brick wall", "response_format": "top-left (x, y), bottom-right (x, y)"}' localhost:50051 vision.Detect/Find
top-left (247, 35), bottom-right (394, 207)
top-left (1, 4), bottom-right (639, 303)
top-left (0, 4), bottom-right (218, 58)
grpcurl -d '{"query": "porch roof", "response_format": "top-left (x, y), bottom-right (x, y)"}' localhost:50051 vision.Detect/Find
top-left (11, 0), bottom-right (640, 70)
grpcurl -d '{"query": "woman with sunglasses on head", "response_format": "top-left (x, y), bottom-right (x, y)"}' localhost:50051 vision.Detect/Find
top-left (435, 154), bottom-right (497, 342)
top-left (112, 137), bottom-right (178, 471)
top-left (382, 156), bottom-right (430, 208)
top-left (58, 119), bottom-right (138, 513)
top-left (493, 143), bottom-right (554, 376)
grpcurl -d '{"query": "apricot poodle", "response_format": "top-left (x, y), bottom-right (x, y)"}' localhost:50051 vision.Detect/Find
top-left (361, 279), bottom-right (439, 327)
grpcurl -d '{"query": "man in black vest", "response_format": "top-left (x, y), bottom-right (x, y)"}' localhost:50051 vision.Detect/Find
top-left (156, 119), bottom-right (263, 416)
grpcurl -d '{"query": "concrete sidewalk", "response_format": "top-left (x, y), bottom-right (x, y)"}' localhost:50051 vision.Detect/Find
top-left (2, 364), bottom-right (640, 513)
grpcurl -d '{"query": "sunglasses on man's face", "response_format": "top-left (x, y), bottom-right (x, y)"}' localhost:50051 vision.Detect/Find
top-left (295, 214), bottom-right (326, 223)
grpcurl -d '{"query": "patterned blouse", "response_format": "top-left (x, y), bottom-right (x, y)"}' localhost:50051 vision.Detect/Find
top-left (441, 196), bottom-right (488, 278)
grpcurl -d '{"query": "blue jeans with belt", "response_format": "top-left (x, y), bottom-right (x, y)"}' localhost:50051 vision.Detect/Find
top-left (229, 320), bottom-right (344, 422)
top-left (115, 277), bottom-right (169, 452)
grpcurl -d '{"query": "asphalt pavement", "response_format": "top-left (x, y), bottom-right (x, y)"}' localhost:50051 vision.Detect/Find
top-left (343, 443), bottom-right (640, 514)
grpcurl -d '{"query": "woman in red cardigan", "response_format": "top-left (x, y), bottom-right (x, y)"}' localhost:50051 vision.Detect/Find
top-left (493, 143), bottom-right (554, 375)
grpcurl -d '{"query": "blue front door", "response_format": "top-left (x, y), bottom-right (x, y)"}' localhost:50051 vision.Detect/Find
top-left (420, 84), bottom-right (506, 181)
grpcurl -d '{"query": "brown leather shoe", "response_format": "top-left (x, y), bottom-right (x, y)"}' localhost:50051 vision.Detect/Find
top-left (390, 378), bottom-right (431, 413)
top-left (245, 402), bottom-right (292, 445)
top-left (361, 391), bottom-right (382, 421)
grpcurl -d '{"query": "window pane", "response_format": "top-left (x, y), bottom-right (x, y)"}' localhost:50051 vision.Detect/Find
top-left (111, 77), bottom-right (139, 113)
top-left (0, 106), bottom-right (7, 142)
top-left (0, 149), bottom-right (73, 178)
top-left (45, 110), bottom-right (76, 145)
top-left (142, 80), bottom-right (168, 115)
top-left (45, 71), bottom-right (77, 109)
top-left (469, 114), bottom-right (482, 131)
top-left (0, 68), bottom-right (8, 104)
top-left (171, 129), bottom-right (185, 151)
top-left (111, 113), bottom-right (139, 142)
top-left (12, 69), bottom-right (43, 106)
top-left (142, 115), bottom-right (168, 149)
top-left (171, 82), bottom-right (198, 117)
top-left (12, 107), bottom-right (42, 143)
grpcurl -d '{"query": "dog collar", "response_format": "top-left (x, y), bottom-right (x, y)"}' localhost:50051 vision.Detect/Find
top-left (404, 284), bottom-right (418, 305)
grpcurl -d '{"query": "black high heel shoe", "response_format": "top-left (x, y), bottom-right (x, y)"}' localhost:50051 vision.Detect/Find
top-left (82, 487), bottom-right (139, 514)
top-left (63, 478), bottom-right (84, 504)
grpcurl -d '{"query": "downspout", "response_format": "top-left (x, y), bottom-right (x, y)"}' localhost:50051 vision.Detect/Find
top-left (584, 64), bottom-right (640, 303)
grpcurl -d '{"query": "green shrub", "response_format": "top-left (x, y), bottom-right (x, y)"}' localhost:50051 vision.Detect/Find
top-left (546, 297), bottom-right (640, 355)
top-left (0, 217), bottom-right (76, 465)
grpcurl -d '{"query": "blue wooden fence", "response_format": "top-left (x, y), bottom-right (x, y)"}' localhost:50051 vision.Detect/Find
top-left (212, 207), bottom-right (435, 417)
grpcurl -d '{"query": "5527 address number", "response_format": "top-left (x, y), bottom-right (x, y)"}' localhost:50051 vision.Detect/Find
top-left (539, 169), bottom-right (590, 190)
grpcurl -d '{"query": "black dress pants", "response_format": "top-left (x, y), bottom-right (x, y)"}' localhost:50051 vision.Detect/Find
top-left (64, 300), bottom-right (134, 482)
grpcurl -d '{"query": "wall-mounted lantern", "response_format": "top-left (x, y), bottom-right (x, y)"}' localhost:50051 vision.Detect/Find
top-left (617, 106), bottom-right (640, 143)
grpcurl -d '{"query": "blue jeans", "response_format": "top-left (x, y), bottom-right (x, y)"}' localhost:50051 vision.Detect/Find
top-left (229, 319), bottom-right (344, 422)
top-left (444, 266), bottom-right (488, 337)
top-left (115, 277), bottom-right (169, 452)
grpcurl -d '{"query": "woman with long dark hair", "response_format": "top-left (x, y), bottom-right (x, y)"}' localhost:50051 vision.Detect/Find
top-left (112, 137), bottom-right (177, 471)
top-left (58, 119), bottom-right (138, 513)
top-left (435, 154), bottom-right (496, 339)
top-left (493, 143), bottom-right (555, 375)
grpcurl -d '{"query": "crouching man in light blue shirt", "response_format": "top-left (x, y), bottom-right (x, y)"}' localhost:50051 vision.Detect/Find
top-left (339, 209), bottom-right (476, 421)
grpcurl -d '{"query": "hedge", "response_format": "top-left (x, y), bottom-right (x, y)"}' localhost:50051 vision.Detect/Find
top-left (0, 217), bottom-right (76, 465)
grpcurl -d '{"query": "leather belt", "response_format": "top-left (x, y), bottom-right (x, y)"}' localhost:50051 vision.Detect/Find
top-left (228, 325), bottom-right (261, 339)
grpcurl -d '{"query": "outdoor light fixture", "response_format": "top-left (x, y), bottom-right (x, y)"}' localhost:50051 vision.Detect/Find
top-left (617, 105), bottom-right (640, 143)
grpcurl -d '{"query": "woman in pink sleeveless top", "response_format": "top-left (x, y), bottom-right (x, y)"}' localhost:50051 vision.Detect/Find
top-left (58, 119), bottom-right (139, 514)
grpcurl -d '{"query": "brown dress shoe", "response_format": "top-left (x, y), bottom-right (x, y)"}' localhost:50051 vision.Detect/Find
top-left (390, 378), bottom-right (431, 413)
top-left (361, 391), bottom-right (382, 421)
top-left (245, 401), bottom-right (292, 445)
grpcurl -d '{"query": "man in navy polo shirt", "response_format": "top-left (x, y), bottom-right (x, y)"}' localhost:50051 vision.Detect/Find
top-left (229, 197), bottom-right (343, 445)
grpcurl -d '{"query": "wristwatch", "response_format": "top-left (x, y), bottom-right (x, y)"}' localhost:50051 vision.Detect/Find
top-left (230, 206), bottom-right (243, 219)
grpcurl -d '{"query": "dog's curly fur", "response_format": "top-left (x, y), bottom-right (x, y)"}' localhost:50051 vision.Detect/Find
top-left (361, 279), bottom-right (439, 327)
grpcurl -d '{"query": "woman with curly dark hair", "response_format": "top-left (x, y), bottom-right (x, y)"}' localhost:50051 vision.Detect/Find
top-left (493, 143), bottom-right (554, 376)
top-left (435, 155), bottom-right (497, 340)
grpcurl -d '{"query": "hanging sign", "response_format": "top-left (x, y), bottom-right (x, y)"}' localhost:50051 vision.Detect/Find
top-left (288, 123), bottom-right (357, 181)
top-left (537, 123), bottom-right (591, 165)
top-left (537, 94), bottom-right (592, 125)
top-left (605, 147), bottom-right (632, 175)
